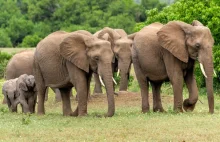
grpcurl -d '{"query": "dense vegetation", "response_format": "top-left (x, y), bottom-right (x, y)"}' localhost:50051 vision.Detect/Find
top-left (0, 0), bottom-right (167, 47)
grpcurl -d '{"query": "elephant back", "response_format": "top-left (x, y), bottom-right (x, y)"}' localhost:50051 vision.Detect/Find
top-left (5, 50), bottom-right (34, 80)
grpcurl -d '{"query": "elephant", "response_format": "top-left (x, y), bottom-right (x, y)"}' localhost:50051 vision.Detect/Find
top-left (132, 20), bottom-right (214, 113)
top-left (93, 27), bottom-right (133, 93)
top-left (3, 50), bottom-right (67, 103)
top-left (33, 30), bottom-right (115, 117)
top-left (2, 74), bottom-right (37, 113)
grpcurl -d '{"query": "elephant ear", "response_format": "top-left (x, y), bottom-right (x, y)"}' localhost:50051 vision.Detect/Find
top-left (192, 20), bottom-right (203, 26)
top-left (114, 29), bottom-right (127, 37)
top-left (157, 21), bottom-right (192, 63)
top-left (19, 82), bottom-right (28, 91)
top-left (60, 33), bottom-right (92, 73)
top-left (98, 27), bottom-right (121, 40)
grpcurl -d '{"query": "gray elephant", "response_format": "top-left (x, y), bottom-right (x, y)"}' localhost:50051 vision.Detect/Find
top-left (132, 20), bottom-right (214, 113)
top-left (3, 50), bottom-right (66, 103)
top-left (33, 30), bottom-right (115, 117)
top-left (93, 27), bottom-right (133, 93)
top-left (2, 74), bottom-right (37, 113)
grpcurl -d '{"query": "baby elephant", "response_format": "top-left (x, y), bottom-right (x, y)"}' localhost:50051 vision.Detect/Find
top-left (2, 74), bottom-right (37, 113)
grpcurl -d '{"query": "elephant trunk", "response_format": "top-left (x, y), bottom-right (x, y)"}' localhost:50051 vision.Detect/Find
top-left (100, 63), bottom-right (115, 117)
top-left (118, 62), bottom-right (131, 91)
top-left (203, 59), bottom-right (214, 113)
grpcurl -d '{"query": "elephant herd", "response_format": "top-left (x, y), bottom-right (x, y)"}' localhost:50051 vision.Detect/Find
top-left (2, 20), bottom-right (215, 117)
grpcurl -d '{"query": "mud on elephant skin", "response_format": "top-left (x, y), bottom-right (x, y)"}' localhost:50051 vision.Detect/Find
top-left (93, 27), bottom-right (133, 94)
top-left (3, 50), bottom-right (70, 104)
top-left (132, 20), bottom-right (214, 113)
top-left (2, 74), bottom-right (37, 113)
top-left (34, 30), bottom-right (115, 117)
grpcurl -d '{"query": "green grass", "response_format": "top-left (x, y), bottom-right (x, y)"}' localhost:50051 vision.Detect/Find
top-left (0, 78), bottom-right (220, 141)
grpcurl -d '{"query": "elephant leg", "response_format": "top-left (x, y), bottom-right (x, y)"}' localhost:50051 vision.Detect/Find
top-left (133, 61), bottom-right (149, 113)
top-left (59, 88), bottom-right (73, 116)
top-left (170, 75), bottom-right (184, 112)
top-left (183, 70), bottom-right (198, 112)
top-left (150, 82), bottom-right (164, 112)
top-left (19, 99), bottom-right (30, 113)
top-left (34, 61), bottom-right (47, 115)
top-left (37, 85), bottom-right (47, 115)
top-left (93, 73), bottom-right (103, 94)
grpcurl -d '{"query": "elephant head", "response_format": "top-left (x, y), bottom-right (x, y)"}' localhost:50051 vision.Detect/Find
top-left (19, 74), bottom-right (36, 91)
top-left (157, 20), bottom-right (214, 113)
top-left (2, 78), bottom-right (19, 112)
top-left (96, 28), bottom-right (134, 91)
top-left (60, 33), bottom-right (115, 116)
top-left (113, 37), bottom-right (133, 91)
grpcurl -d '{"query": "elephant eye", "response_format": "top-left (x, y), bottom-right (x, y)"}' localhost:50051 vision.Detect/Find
top-left (195, 43), bottom-right (200, 48)
top-left (93, 56), bottom-right (99, 61)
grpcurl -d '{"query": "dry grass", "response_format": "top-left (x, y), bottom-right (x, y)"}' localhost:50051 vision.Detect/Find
top-left (0, 48), bottom-right (34, 54)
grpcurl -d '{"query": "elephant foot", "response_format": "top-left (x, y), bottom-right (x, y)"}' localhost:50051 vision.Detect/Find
top-left (183, 99), bottom-right (196, 112)
top-left (104, 113), bottom-right (114, 117)
top-left (173, 107), bottom-right (183, 113)
top-left (78, 112), bottom-right (88, 117)
top-left (142, 107), bottom-right (150, 113)
top-left (153, 107), bottom-right (165, 112)
top-left (37, 112), bottom-right (45, 115)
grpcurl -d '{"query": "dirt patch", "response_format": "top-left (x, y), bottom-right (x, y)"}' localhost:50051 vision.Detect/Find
top-left (88, 91), bottom-right (173, 108)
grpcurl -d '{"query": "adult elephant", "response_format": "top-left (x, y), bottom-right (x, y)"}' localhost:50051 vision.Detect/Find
top-left (3, 50), bottom-right (64, 103)
top-left (93, 27), bottom-right (133, 93)
top-left (34, 30), bottom-right (115, 117)
top-left (132, 20), bottom-right (214, 113)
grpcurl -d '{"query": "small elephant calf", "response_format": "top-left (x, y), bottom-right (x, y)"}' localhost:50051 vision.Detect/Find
top-left (2, 74), bottom-right (37, 113)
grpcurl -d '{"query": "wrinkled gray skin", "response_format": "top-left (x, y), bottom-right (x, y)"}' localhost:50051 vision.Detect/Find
top-left (2, 74), bottom-right (37, 113)
top-left (93, 28), bottom-right (133, 93)
top-left (3, 50), bottom-right (66, 104)
top-left (34, 30), bottom-right (115, 117)
top-left (132, 20), bottom-right (214, 113)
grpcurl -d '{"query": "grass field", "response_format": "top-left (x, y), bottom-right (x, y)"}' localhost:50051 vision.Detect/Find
top-left (0, 82), bottom-right (220, 141)
top-left (0, 48), bottom-right (220, 141)
top-left (0, 48), bottom-right (34, 54)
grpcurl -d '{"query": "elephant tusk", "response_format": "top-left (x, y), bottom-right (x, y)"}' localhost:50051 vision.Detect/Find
top-left (99, 75), bottom-right (105, 87)
top-left (112, 77), bottom-right (117, 85)
top-left (214, 69), bottom-right (217, 77)
top-left (117, 69), bottom-right (120, 77)
top-left (199, 63), bottom-right (207, 78)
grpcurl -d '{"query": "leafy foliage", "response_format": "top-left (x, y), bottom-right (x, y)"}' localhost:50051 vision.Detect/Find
top-left (2, 0), bottom-right (168, 47)
top-left (0, 52), bottom-right (12, 78)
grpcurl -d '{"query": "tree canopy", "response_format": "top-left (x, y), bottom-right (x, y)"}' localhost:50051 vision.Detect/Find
top-left (0, 0), bottom-right (167, 47)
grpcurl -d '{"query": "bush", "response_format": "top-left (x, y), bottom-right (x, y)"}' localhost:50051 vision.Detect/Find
top-left (0, 29), bottom-right (12, 47)
top-left (0, 52), bottom-right (12, 78)
top-left (19, 34), bottom-right (42, 47)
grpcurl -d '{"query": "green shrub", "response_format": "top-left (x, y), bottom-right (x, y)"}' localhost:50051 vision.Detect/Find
top-left (113, 72), bottom-right (134, 89)
top-left (19, 34), bottom-right (42, 47)
top-left (0, 52), bottom-right (12, 78)
top-left (0, 29), bottom-right (12, 47)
